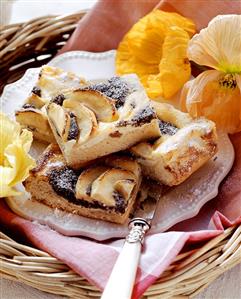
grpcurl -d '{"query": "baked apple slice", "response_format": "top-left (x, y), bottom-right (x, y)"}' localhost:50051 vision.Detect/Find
top-left (130, 142), bottom-right (153, 159)
top-left (104, 155), bottom-right (141, 178)
top-left (152, 101), bottom-right (191, 127)
top-left (63, 99), bottom-right (98, 143)
top-left (91, 169), bottom-right (136, 207)
top-left (65, 89), bottom-right (118, 122)
top-left (37, 65), bottom-right (87, 100)
top-left (47, 103), bottom-right (70, 140)
top-left (114, 179), bottom-right (135, 200)
top-left (75, 166), bottom-right (109, 201)
top-left (27, 92), bottom-right (46, 109)
top-left (15, 105), bottom-right (55, 143)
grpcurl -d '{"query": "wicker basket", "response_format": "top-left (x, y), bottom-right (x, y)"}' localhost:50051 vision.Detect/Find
top-left (0, 12), bottom-right (241, 299)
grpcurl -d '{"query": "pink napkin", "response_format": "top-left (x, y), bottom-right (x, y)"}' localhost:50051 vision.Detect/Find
top-left (1, 201), bottom-right (239, 299)
top-left (60, 0), bottom-right (241, 53)
top-left (1, 134), bottom-right (241, 299)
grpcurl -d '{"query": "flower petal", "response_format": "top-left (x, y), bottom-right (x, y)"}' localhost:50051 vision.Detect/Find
top-left (180, 70), bottom-right (241, 133)
top-left (116, 38), bottom-right (159, 78)
top-left (0, 166), bottom-right (21, 197)
top-left (116, 10), bottom-right (195, 99)
top-left (0, 113), bottom-right (21, 165)
top-left (0, 113), bottom-right (35, 198)
top-left (126, 15), bottom-right (166, 65)
top-left (0, 184), bottom-right (20, 198)
top-left (146, 26), bottom-right (191, 99)
top-left (4, 130), bottom-right (35, 186)
top-left (188, 15), bottom-right (241, 72)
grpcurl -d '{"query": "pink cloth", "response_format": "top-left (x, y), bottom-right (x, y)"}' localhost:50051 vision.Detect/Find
top-left (60, 0), bottom-right (241, 53)
top-left (1, 133), bottom-right (241, 298)
top-left (1, 200), bottom-right (240, 299)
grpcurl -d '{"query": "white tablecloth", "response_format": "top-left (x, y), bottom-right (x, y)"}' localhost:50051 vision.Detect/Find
top-left (1, 1), bottom-right (240, 298)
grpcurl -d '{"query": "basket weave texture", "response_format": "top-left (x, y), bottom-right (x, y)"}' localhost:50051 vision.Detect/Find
top-left (0, 12), bottom-right (85, 93)
top-left (0, 12), bottom-right (241, 299)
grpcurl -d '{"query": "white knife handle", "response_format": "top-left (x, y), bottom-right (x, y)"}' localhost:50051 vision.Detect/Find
top-left (101, 218), bottom-right (150, 299)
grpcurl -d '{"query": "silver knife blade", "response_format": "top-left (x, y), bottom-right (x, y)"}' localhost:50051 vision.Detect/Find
top-left (130, 179), bottom-right (169, 226)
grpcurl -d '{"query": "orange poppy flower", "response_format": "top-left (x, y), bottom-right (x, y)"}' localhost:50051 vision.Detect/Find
top-left (116, 10), bottom-right (196, 99)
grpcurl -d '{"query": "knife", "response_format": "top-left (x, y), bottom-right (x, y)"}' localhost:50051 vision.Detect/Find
top-left (101, 182), bottom-right (164, 299)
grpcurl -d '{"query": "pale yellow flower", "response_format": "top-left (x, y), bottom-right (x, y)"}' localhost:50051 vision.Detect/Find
top-left (0, 112), bottom-right (36, 197)
top-left (181, 15), bottom-right (241, 133)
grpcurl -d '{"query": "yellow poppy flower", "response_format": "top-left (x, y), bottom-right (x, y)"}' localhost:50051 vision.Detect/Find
top-left (116, 10), bottom-right (196, 99)
top-left (181, 15), bottom-right (241, 133)
top-left (0, 113), bottom-right (36, 197)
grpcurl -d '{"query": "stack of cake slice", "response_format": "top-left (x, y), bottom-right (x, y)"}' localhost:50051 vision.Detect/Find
top-left (18, 66), bottom-right (218, 224)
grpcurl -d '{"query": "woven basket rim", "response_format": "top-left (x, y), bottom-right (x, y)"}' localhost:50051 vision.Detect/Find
top-left (0, 13), bottom-right (241, 299)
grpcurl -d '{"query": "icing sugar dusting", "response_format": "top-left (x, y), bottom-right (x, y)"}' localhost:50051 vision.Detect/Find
top-left (88, 77), bottom-right (130, 108)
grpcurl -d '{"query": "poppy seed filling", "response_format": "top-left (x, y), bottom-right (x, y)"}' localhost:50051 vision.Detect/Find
top-left (86, 77), bottom-right (130, 108)
top-left (113, 191), bottom-right (126, 214)
top-left (159, 120), bottom-right (178, 135)
top-left (49, 167), bottom-right (79, 201)
top-left (32, 86), bottom-right (41, 97)
top-left (49, 166), bottom-right (127, 213)
top-left (67, 112), bottom-right (79, 140)
top-left (22, 103), bottom-right (36, 109)
top-left (51, 94), bottom-right (65, 106)
top-left (117, 106), bottom-right (156, 127)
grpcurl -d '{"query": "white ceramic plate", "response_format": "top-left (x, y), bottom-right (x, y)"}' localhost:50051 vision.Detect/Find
top-left (1, 50), bottom-right (235, 241)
